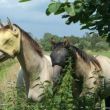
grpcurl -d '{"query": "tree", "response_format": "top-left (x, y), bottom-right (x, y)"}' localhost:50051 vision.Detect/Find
top-left (46, 0), bottom-right (110, 37)
top-left (95, 41), bottom-right (109, 51)
top-left (40, 33), bottom-right (53, 51)
top-left (19, 0), bottom-right (110, 38)
top-left (40, 33), bottom-right (61, 51)
top-left (19, 0), bottom-right (31, 2)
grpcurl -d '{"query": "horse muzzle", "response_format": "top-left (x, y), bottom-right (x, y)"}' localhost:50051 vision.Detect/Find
top-left (52, 65), bottom-right (62, 84)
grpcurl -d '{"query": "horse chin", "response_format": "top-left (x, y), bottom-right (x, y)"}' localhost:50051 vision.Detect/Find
top-left (53, 65), bottom-right (62, 83)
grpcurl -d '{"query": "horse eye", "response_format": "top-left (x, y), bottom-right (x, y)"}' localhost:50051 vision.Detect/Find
top-left (13, 28), bottom-right (17, 32)
top-left (13, 29), bottom-right (16, 32)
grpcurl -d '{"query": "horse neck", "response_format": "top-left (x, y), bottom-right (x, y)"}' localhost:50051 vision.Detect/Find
top-left (17, 34), bottom-right (43, 73)
top-left (73, 53), bottom-right (90, 78)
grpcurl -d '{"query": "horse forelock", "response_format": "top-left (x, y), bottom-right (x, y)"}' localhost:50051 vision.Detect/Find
top-left (13, 24), bottom-right (43, 57)
top-left (0, 25), bottom-right (10, 31)
top-left (71, 46), bottom-right (101, 69)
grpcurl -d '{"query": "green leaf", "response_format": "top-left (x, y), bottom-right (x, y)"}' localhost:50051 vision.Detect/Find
top-left (46, 8), bottom-right (51, 16)
top-left (74, 6), bottom-right (83, 13)
top-left (64, 4), bottom-right (75, 16)
top-left (47, 87), bottom-right (53, 95)
top-left (54, 3), bottom-right (65, 15)
top-left (46, 2), bottom-right (61, 15)
top-left (81, 25), bottom-right (90, 29)
top-left (65, 18), bottom-right (72, 25)
top-left (19, 0), bottom-right (31, 2)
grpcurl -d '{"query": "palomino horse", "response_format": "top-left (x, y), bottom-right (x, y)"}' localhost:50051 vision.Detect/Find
top-left (50, 38), bottom-right (110, 109)
top-left (0, 20), bottom-right (54, 102)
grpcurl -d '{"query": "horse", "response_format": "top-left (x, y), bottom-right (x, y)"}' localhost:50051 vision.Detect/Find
top-left (0, 20), bottom-right (54, 102)
top-left (50, 38), bottom-right (110, 109)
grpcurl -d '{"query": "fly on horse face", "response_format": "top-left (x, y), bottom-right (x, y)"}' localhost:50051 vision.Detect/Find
top-left (50, 38), bottom-right (110, 109)
top-left (0, 19), bottom-right (54, 102)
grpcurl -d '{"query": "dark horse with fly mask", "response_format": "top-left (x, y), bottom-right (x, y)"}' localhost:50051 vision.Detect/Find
top-left (50, 38), bottom-right (110, 110)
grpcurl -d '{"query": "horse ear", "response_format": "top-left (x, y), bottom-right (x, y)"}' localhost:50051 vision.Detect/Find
top-left (50, 37), bottom-right (56, 46)
top-left (7, 17), bottom-right (13, 29)
top-left (63, 36), bottom-right (69, 46)
top-left (0, 19), bottom-right (3, 27)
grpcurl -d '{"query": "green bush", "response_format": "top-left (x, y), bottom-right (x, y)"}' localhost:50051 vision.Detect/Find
top-left (95, 41), bottom-right (109, 51)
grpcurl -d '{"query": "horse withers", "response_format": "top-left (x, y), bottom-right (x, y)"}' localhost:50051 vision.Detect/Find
top-left (50, 38), bottom-right (110, 110)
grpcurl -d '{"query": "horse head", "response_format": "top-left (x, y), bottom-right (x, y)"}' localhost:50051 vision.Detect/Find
top-left (0, 18), bottom-right (21, 59)
top-left (50, 37), bottom-right (70, 83)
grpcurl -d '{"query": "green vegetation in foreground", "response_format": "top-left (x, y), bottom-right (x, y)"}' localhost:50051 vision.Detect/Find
top-left (0, 59), bottom-right (16, 81)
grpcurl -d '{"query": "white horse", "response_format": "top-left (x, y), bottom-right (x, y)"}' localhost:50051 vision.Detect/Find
top-left (0, 20), bottom-right (56, 102)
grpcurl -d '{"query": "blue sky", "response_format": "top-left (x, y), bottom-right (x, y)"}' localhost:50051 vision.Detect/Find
top-left (0, 0), bottom-right (90, 38)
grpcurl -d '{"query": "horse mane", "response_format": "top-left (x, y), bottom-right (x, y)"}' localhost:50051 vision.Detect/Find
top-left (71, 45), bottom-right (101, 69)
top-left (13, 24), bottom-right (43, 57)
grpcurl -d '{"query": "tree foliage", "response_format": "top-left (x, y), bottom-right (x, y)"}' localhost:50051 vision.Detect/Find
top-left (46, 0), bottom-right (110, 36)
top-left (18, 0), bottom-right (110, 38)
top-left (19, 0), bottom-right (31, 2)
top-left (39, 32), bottom-right (109, 51)
top-left (40, 33), bottom-right (62, 51)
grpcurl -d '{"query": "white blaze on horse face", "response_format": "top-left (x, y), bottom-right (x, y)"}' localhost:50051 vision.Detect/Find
top-left (0, 26), bottom-right (20, 56)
